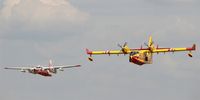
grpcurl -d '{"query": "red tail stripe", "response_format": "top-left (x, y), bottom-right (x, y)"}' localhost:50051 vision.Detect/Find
top-left (186, 44), bottom-right (196, 51)
top-left (86, 48), bottom-right (92, 55)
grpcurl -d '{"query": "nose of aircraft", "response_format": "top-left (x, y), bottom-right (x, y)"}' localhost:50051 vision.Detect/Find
top-left (129, 56), bottom-right (145, 65)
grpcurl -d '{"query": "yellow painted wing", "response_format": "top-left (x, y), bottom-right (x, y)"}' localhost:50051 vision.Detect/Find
top-left (153, 44), bottom-right (196, 53)
top-left (86, 44), bottom-right (196, 55)
top-left (86, 48), bottom-right (149, 55)
top-left (86, 49), bottom-right (129, 55)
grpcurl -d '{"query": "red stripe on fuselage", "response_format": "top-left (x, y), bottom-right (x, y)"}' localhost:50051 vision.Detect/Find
top-left (130, 56), bottom-right (145, 65)
top-left (34, 69), bottom-right (52, 77)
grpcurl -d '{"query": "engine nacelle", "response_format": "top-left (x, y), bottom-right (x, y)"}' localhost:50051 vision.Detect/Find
top-left (59, 68), bottom-right (64, 71)
top-left (20, 69), bottom-right (26, 72)
top-left (49, 68), bottom-right (57, 74)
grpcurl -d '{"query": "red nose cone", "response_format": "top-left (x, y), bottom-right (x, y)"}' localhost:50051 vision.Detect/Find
top-left (130, 56), bottom-right (145, 65)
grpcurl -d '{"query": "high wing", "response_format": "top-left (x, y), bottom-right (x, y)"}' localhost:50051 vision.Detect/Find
top-left (4, 67), bottom-right (33, 70)
top-left (4, 66), bottom-right (35, 72)
top-left (153, 44), bottom-right (196, 53)
top-left (86, 41), bottom-right (152, 56)
top-left (42, 65), bottom-right (81, 70)
top-left (86, 42), bottom-right (134, 55)
top-left (86, 49), bottom-right (128, 55)
top-left (53, 65), bottom-right (81, 69)
top-left (86, 44), bottom-right (196, 56)
top-left (86, 48), bottom-right (149, 55)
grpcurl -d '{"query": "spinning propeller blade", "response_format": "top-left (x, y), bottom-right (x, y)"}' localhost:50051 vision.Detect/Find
top-left (118, 42), bottom-right (128, 49)
top-left (123, 42), bottom-right (127, 47)
top-left (118, 44), bottom-right (123, 49)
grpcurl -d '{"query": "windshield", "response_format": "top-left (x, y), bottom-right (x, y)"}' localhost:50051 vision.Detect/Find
top-left (130, 51), bottom-right (139, 56)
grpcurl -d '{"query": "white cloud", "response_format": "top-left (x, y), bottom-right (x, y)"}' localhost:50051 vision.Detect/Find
top-left (0, 0), bottom-right (89, 24)
top-left (0, 0), bottom-right (90, 60)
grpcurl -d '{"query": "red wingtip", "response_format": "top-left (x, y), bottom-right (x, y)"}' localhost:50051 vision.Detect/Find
top-left (192, 44), bottom-right (196, 50)
top-left (86, 48), bottom-right (92, 55)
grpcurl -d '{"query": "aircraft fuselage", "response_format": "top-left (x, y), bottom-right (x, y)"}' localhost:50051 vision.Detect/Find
top-left (29, 69), bottom-right (52, 77)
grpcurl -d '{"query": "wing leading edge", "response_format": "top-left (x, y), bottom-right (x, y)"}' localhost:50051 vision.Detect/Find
top-left (53, 65), bottom-right (81, 69)
top-left (153, 44), bottom-right (196, 53)
top-left (86, 44), bottom-right (196, 55)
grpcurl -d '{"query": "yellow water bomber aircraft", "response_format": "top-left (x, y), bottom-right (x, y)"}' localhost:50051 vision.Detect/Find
top-left (86, 36), bottom-right (196, 65)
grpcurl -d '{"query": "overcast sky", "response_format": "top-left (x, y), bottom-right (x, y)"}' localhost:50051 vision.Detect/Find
top-left (0, 0), bottom-right (200, 100)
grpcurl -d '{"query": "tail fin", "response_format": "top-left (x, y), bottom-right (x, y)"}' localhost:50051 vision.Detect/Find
top-left (49, 59), bottom-right (53, 67)
top-left (148, 36), bottom-right (154, 47)
top-left (48, 59), bottom-right (57, 74)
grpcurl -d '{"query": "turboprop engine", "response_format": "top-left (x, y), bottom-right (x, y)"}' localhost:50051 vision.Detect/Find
top-left (49, 68), bottom-right (57, 74)
top-left (59, 68), bottom-right (64, 71)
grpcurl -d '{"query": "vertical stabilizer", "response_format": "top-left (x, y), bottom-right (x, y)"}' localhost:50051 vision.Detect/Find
top-left (49, 59), bottom-right (53, 67)
top-left (148, 36), bottom-right (155, 51)
top-left (48, 59), bottom-right (57, 74)
top-left (148, 36), bottom-right (154, 47)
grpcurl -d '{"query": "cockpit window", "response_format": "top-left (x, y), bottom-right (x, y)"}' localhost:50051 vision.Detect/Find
top-left (130, 51), bottom-right (139, 55)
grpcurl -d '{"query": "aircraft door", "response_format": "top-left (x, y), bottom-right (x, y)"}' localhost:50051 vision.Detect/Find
top-left (144, 52), bottom-right (153, 64)
top-left (139, 52), bottom-right (153, 64)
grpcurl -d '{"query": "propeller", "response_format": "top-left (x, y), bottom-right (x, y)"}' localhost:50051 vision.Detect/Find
top-left (118, 42), bottom-right (128, 54)
top-left (144, 41), bottom-right (154, 48)
top-left (123, 42), bottom-right (127, 47)
top-left (144, 42), bottom-right (148, 47)
top-left (117, 44), bottom-right (123, 49)
top-left (118, 42), bottom-right (127, 49)
top-left (144, 41), bottom-right (155, 53)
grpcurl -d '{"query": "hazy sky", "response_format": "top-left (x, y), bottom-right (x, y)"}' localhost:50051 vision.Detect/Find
top-left (0, 0), bottom-right (200, 100)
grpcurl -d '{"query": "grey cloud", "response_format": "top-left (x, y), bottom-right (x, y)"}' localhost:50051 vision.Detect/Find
top-left (76, 0), bottom-right (200, 16)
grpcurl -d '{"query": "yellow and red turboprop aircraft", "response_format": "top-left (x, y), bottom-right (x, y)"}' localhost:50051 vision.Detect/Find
top-left (86, 36), bottom-right (196, 65)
